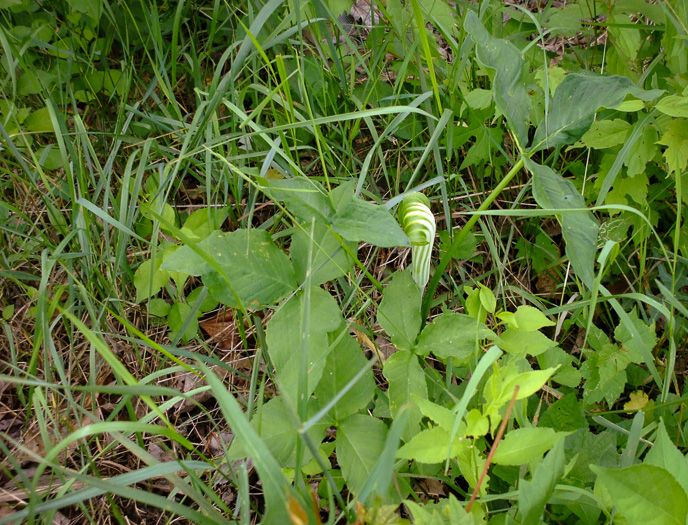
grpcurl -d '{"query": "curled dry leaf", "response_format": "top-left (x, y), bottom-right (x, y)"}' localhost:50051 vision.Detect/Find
top-left (200, 310), bottom-right (237, 350)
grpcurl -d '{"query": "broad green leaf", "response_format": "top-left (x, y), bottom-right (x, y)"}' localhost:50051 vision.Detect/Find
top-left (614, 307), bottom-right (657, 364)
top-left (498, 305), bottom-right (555, 331)
top-left (592, 464), bottom-right (688, 525)
top-left (608, 14), bottom-right (641, 60)
top-left (201, 364), bottom-right (294, 524)
top-left (580, 119), bottom-right (631, 149)
top-left (412, 395), bottom-right (456, 431)
top-left (464, 11), bottom-right (530, 146)
top-left (657, 119), bottom-right (688, 175)
top-left (326, 0), bottom-right (353, 17)
top-left (332, 196), bottom-right (410, 247)
top-left (134, 258), bottom-right (170, 303)
top-left (506, 367), bottom-right (558, 401)
top-left (645, 421), bottom-right (688, 496)
top-left (337, 414), bottom-right (387, 497)
top-left (383, 351), bottom-right (427, 441)
top-left (147, 298), bottom-right (171, 317)
top-left (581, 343), bottom-right (631, 407)
top-left (567, 430), bottom-right (619, 484)
top-left (407, 494), bottom-right (482, 524)
top-left (67, 0), bottom-right (103, 20)
top-left (167, 302), bottom-right (198, 344)
top-left (656, 94), bottom-right (688, 117)
top-left (538, 393), bottom-right (588, 431)
top-left (518, 440), bottom-right (566, 525)
top-left (415, 312), bottom-right (495, 362)
top-left (291, 222), bottom-right (355, 287)
top-left (266, 287), bottom-right (342, 405)
top-left (24, 107), bottom-right (55, 133)
top-left (261, 177), bottom-right (334, 223)
top-left (492, 427), bottom-right (569, 466)
top-left (231, 396), bottom-right (327, 468)
top-left (524, 157), bottom-right (599, 289)
top-left (377, 270), bottom-right (422, 351)
top-left (498, 329), bottom-right (557, 357)
top-left (396, 426), bottom-right (469, 464)
top-left (180, 206), bottom-right (229, 241)
top-left (314, 327), bottom-right (376, 423)
top-left (531, 71), bottom-right (661, 152)
top-left (163, 229), bottom-right (297, 309)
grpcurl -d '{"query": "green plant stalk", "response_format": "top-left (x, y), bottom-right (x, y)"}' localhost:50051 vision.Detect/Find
top-left (421, 156), bottom-right (525, 319)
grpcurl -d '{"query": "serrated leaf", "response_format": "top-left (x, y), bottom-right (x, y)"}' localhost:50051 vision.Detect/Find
top-left (383, 351), bottom-right (427, 441)
top-left (414, 312), bottom-right (495, 362)
top-left (614, 307), bottom-right (657, 363)
top-left (538, 393), bottom-right (588, 431)
top-left (625, 124), bottom-right (658, 177)
top-left (377, 270), bottom-right (422, 351)
top-left (163, 229), bottom-right (297, 309)
top-left (656, 94), bottom-right (688, 117)
top-left (332, 196), bottom-right (410, 247)
top-left (531, 71), bottom-right (661, 152)
top-left (581, 343), bottom-right (630, 407)
top-left (266, 287), bottom-right (342, 405)
top-left (592, 464), bottom-right (688, 525)
top-left (657, 119), bottom-right (688, 175)
top-left (492, 427), bottom-right (569, 466)
top-left (337, 414), bottom-right (387, 497)
top-left (314, 328), bottom-right (375, 423)
top-left (581, 119), bottom-right (631, 149)
top-left (291, 222), bottom-right (356, 286)
top-left (464, 11), bottom-right (530, 146)
top-left (396, 426), bottom-right (469, 464)
top-left (525, 157), bottom-right (599, 289)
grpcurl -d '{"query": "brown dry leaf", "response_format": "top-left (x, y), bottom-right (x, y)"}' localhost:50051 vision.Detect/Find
top-left (374, 335), bottom-right (397, 362)
top-left (147, 442), bottom-right (174, 463)
top-left (418, 477), bottom-right (446, 501)
top-left (535, 272), bottom-right (557, 298)
top-left (207, 432), bottom-right (234, 456)
top-left (171, 366), bottom-right (230, 412)
top-left (351, 0), bottom-right (379, 26)
top-left (200, 310), bottom-right (237, 350)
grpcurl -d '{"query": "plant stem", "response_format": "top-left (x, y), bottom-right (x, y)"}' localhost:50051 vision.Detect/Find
top-left (421, 156), bottom-right (525, 319)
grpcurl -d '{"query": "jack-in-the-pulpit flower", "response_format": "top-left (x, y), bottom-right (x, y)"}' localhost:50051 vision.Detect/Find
top-left (398, 192), bottom-right (436, 292)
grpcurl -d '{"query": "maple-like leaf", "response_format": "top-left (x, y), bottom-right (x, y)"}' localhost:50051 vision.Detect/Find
top-left (657, 119), bottom-right (688, 175)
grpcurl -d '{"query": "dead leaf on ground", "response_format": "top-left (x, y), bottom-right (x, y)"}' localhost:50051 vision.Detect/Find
top-left (200, 310), bottom-right (237, 350)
